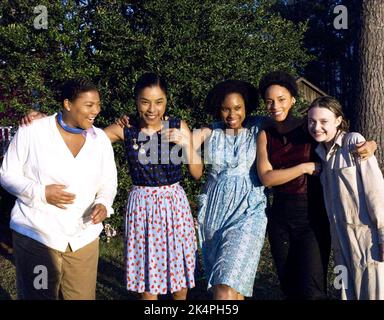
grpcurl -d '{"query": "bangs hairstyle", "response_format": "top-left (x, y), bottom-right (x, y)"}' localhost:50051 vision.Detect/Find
top-left (308, 96), bottom-right (349, 132)
top-left (258, 71), bottom-right (298, 100)
top-left (61, 78), bottom-right (98, 102)
top-left (134, 72), bottom-right (168, 100)
top-left (204, 79), bottom-right (259, 118)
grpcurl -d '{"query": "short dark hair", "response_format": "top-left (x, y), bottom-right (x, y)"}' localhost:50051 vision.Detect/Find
top-left (61, 78), bottom-right (98, 102)
top-left (258, 71), bottom-right (298, 100)
top-left (134, 72), bottom-right (168, 100)
top-left (204, 79), bottom-right (259, 118)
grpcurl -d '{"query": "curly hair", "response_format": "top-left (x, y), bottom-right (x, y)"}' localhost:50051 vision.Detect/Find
top-left (204, 79), bottom-right (259, 118)
top-left (60, 78), bottom-right (98, 102)
top-left (258, 71), bottom-right (298, 100)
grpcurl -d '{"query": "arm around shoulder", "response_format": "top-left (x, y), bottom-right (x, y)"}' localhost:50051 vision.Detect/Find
top-left (103, 123), bottom-right (124, 143)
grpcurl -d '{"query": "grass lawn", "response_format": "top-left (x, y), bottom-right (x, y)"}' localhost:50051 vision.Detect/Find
top-left (0, 232), bottom-right (339, 300)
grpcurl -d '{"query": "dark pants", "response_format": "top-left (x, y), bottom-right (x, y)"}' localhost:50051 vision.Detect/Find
top-left (267, 193), bottom-right (331, 300)
top-left (0, 186), bottom-right (15, 254)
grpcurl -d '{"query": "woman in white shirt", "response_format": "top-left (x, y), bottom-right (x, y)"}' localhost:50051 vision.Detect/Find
top-left (0, 78), bottom-right (118, 299)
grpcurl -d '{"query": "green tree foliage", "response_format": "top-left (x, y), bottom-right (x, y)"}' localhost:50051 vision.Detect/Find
top-left (0, 0), bottom-right (310, 230)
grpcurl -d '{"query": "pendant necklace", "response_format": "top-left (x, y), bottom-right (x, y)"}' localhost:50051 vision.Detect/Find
top-left (132, 138), bottom-right (139, 150)
top-left (132, 138), bottom-right (146, 154)
top-left (138, 143), bottom-right (146, 154)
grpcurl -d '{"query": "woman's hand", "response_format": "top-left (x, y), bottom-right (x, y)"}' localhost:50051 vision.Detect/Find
top-left (45, 184), bottom-right (76, 209)
top-left (90, 203), bottom-right (108, 224)
top-left (354, 140), bottom-right (377, 160)
top-left (162, 127), bottom-right (191, 148)
top-left (115, 115), bottom-right (131, 128)
top-left (301, 162), bottom-right (322, 176)
top-left (20, 110), bottom-right (46, 126)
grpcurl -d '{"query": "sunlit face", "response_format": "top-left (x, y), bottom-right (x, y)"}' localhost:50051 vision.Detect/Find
top-left (307, 106), bottom-right (342, 144)
top-left (63, 90), bottom-right (101, 130)
top-left (219, 93), bottom-right (246, 130)
top-left (136, 85), bottom-right (167, 125)
top-left (264, 85), bottom-right (296, 122)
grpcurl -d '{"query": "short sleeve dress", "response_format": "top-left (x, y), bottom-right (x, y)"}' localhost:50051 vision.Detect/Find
top-left (197, 117), bottom-right (267, 297)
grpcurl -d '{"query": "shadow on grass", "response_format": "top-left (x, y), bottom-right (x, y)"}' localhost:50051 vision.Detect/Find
top-left (96, 237), bottom-right (285, 300)
top-left (97, 256), bottom-right (137, 300)
top-left (0, 233), bottom-right (339, 300)
top-left (96, 242), bottom-right (211, 300)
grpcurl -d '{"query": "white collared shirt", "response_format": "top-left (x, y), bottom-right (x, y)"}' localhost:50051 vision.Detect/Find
top-left (0, 114), bottom-right (118, 252)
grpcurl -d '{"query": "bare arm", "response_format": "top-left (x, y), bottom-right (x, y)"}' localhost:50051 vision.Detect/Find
top-left (256, 130), bottom-right (319, 187)
top-left (191, 126), bottom-right (212, 151)
top-left (103, 123), bottom-right (124, 143)
top-left (20, 110), bottom-right (47, 126)
top-left (180, 120), bottom-right (204, 180)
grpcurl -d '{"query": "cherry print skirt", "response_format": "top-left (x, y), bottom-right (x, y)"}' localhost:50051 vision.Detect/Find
top-left (125, 182), bottom-right (197, 294)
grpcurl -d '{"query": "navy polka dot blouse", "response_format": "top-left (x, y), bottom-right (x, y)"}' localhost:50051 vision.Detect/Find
top-left (123, 118), bottom-right (183, 186)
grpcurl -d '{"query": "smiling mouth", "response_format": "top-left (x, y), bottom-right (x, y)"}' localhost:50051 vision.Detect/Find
top-left (312, 132), bottom-right (325, 137)
top-left (271, 111), bottom-right (283, 116)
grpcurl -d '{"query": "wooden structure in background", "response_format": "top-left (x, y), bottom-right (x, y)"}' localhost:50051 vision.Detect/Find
top-left (296, 77), bottom-right (327, 103)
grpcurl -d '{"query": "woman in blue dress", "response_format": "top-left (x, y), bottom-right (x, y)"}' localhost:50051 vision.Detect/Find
top-left (194, 80), bottom-right (268, 300)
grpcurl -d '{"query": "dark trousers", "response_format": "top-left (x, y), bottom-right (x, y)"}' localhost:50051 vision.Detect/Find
top-left (0, 186), bottom-right (15, 254)
top-left (267, 193), bottom-right (331, 300)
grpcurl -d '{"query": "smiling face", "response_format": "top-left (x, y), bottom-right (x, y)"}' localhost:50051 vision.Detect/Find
top-left (63, 90), bottom-right (101, 129)
top-left (220, 93), bottom-right (246, 130)
top-left (136, 85), bottom-right (167, 125)
top-left (264, 84), bottom-right (296, 122)
top-left (307, 106), bottom-right (342, 144)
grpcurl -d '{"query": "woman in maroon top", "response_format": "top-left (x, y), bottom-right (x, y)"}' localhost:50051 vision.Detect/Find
top-left (256, 71), bottom-right (375, 299)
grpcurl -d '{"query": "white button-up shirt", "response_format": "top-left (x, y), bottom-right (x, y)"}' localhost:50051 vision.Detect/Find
top-left (0, 114), bottom-right (118, 252)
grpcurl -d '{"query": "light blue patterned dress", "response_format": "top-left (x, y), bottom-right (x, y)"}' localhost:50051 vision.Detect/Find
top-left (197, 117), bottom-right (267, 297)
